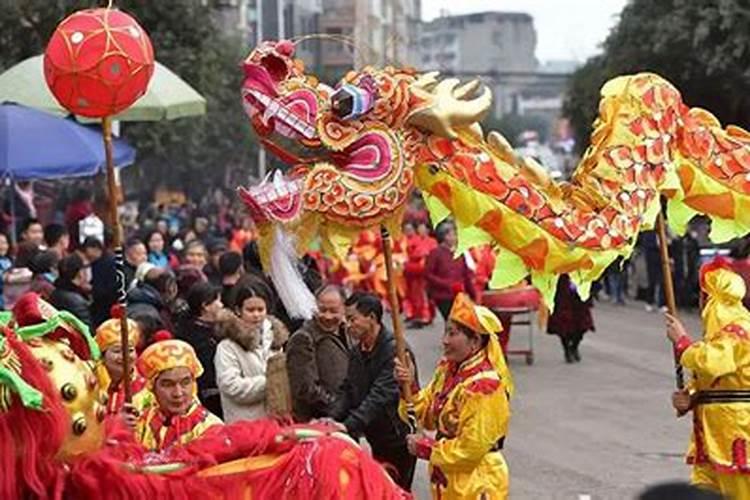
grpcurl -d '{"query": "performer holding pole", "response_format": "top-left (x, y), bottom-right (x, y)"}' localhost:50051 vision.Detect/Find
top-left (665, 260), bottom-right (750, 499)
top-left (394, 293), bottom-right (513, 499)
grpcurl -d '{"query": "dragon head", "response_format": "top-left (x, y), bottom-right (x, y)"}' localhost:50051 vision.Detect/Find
top-left (239, 39), bottom-right (493, 254)
top-left (239, 40), bottom-right (493, 319)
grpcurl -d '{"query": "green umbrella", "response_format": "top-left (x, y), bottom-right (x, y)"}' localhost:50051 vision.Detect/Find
top-left (0, 55), bottom-right (206, 121)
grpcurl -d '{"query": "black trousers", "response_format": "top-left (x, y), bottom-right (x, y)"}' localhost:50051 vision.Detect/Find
top-left (374, 443), bottom-right (417, 491)
top-left (645, 251), bottom-right (665, 307)
top-left (437, 299), bottom-right (453, 320)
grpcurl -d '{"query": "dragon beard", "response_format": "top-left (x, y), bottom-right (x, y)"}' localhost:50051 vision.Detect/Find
top-left (267, 223), bottom-right (317, 320)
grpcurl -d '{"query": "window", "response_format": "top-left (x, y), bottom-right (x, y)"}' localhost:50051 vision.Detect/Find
top-left (492, 31), bottom-right (504, 48)
top-left (325, 28), bottom-right (344, 53)
top-left (436, 52), bottom-right (456, 62)
top-left (370, 0), bottom-right (382, 16)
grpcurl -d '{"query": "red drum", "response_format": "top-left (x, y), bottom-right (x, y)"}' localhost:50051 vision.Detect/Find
top-left (481, 287), bottom-right (540, 311)
top-left (482, 286), bottom-right (539, 366)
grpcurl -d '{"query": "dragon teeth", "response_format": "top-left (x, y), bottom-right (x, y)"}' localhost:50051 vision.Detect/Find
top-left (247, 89), bottom-right (316, 139)
top-left (250, 174), bottom-right (302, 205)
top-left (250, 90), bottom-right (272, 106)
top-left (263, 100), bottom-right (281, 124)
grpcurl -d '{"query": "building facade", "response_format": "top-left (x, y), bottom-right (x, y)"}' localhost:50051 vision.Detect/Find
top-left (207, 0), bottom-right (418, 83)
top-left (420, 10), bottom-right (576, 130)
top-left (319, 0), bottom-right (420, 78)
top-left (420, 11), bottom-right (537, 74)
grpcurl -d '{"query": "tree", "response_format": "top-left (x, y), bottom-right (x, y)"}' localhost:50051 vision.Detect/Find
top-left (563, 0), bottom-right (750, 153)
top-left (0, 0), bottom-right (255, 196)
top-left (119, 0), bottom-right (255, 195)
top-left (561, 56), bottom-right (607, 154)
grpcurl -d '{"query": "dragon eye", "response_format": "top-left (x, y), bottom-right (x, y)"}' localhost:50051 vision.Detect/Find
top-left (331, 83), bottom-right (375, 121)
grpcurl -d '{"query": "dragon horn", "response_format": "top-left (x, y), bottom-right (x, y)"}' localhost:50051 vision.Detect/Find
top-left (407, 76), bottom-right (493, 138)
top-left (412, 71), bottom-right (440, 91)
top-left (454, 79), bottom-right (482, 99)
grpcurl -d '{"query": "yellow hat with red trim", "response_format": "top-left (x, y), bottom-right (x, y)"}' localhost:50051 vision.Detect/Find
top-left (449, 293), bottom-right (483, 333)
top-left (448, 292), bottom-right (513, 395)
top-left (137, 339), bottom-right (203, 383)
top-left (94, 318), bottom-right (141, 353)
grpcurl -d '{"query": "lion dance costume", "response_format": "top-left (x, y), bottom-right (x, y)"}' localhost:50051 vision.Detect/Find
top-left (0, 293), bottom-right (410, 499)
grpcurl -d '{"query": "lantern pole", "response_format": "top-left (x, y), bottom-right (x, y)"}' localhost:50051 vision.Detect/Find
top-left (380, 225), bottom-right (418, 433)
top-left (103, 116), bottom-right (132, 402)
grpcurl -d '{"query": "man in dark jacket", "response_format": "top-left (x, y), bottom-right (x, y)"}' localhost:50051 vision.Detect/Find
top-left (218, 251), bottom-right (244, 308)
top-left (330, 293), bottom-right (416, 491)
top-left (287, 285), bottom-right (350, 422)
top-left (123, 237), bottom-right (147, 290)
top-left (128, 267), bottom-right (177, 336)
top-left (50, 253), bottom-right (92, 328)
top-left (88, 237), bottom-right (118, 329)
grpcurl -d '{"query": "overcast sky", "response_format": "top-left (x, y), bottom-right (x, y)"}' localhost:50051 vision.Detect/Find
top-left (421, 0), bottom-right (629, 62)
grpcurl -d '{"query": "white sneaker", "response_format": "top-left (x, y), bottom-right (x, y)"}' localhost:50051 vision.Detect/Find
top-left (645, 304), bottom-right (655, 313)
top-left (659, 306), bottom-right (669, 313)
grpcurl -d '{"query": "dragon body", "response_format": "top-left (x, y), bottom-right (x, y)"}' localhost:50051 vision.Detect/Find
top-left (239, 40), bottom-right (750, 304)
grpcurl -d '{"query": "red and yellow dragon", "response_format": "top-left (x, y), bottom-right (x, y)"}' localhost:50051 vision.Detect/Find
top-left (239, 39), bottom-right (750, 306)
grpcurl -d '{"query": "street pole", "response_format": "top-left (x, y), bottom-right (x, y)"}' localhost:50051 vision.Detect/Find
top-left (256, 0), bottom-right (284, 181)
top-left (256, 0), bottom-right (266, 180)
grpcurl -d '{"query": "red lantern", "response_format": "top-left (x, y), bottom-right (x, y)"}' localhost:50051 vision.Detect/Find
top-left (44, 8), bottom-right (155, 118)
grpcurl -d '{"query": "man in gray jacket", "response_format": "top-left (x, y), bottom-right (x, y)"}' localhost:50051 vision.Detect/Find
top-left (286, 285), bottom-right (350, 422)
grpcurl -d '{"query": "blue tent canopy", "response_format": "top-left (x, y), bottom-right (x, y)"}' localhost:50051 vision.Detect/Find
top-left (0, 102), bottom-right (136, 180)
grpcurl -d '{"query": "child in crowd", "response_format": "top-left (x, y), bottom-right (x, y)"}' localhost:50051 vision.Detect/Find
top-left (214, 286), bottom-right (288, 422)
top-left (0, 232), bottom-right (12, 309)
top-left (0, 233), bottom-right (12, 275)
top-left (146, 230), bottom-right (169, 268)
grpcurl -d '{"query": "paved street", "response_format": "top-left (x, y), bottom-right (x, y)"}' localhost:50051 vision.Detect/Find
top-left (404, 300), bottom-right (701, 500)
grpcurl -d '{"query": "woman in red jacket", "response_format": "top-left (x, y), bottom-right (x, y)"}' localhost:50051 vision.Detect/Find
top-left (425, 221), bottom-right (476, 320)
top-left (404, 222), bottom-right (437, 327)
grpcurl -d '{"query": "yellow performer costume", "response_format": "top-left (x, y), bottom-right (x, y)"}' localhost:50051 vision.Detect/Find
top-left (94, 318), bottom-right (153, 415)
top-left (135, 339), bottom-right (222, 452)
top-left (400, 293), bottom-right (513, 499)
top-left (673, 262), bottom-right (750, 499)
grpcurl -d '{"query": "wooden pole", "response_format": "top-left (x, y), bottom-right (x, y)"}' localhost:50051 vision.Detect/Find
top-left (103, 116), bottom-right (132, 402)
top-left (655, 211), bottom-right (684, 389)
top-left (380, 225), bottom-right (418, 432)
